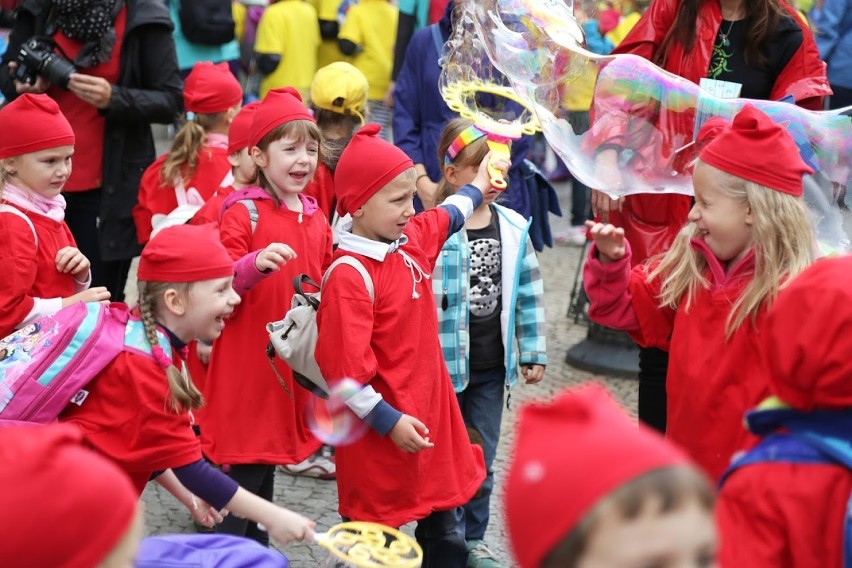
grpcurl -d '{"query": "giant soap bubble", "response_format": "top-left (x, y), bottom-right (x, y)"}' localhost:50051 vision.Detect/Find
top-left (441, 0), bottom-right (852, 251)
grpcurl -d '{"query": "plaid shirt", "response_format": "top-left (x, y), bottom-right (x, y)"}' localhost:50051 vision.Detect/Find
top-left (433, 204), bottom-right (547, 392)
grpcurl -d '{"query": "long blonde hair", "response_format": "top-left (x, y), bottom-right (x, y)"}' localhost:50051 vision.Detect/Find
top-left (160, 112), bottom-right (227, 188)
top-left (137, 280), bottom-right (204, 412)
top-left (649, 162), bottom-right (814, 338)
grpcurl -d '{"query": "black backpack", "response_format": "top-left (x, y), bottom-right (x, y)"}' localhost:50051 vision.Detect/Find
top-left (178, 0), bottom-right (236, 46)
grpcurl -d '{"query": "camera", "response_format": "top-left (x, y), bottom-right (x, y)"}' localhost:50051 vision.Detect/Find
top-left (14, 37), bottom-right (76, 89)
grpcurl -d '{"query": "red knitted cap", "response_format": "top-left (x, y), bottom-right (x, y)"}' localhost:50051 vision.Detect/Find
top-left (504, 383), bottom-right (691, 568)
top-left (0, 93), bottom-right (75, 159)
top-left (249, 87), bottom-right (315, 148)
top-left (762, 256), bottom-right (852, 410)
top-left (698, 104), bottom-right (813, 196)
top-left (334, 123), bottom-right (414, 215)
top-left (0, 423), bottom-right (137, 568)
top-left (228, 101), bottom-right (260, 154)
top-left (138, 224), bottom-right (234, 282)
top-left (183, 61), bottom-right (243, 114)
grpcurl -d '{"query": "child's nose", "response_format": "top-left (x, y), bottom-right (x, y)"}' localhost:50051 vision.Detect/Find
top-left (228, 288), bottom-right (241, 306)
top-left (687, 204), bottom-right (700, 222)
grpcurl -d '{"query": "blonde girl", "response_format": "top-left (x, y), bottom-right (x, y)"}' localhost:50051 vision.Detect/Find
top-left (584, 105), bottom-right (815, 480)
top-left (133, 62), bottom-right (243, 244)
top-left (0, 93), bottom-right (110, 338)
top-left (201, 87), bottom-right (334, 545)
top-left (59, 223), bottom-right (313, 545)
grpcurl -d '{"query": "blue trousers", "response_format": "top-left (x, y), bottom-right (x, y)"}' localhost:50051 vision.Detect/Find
top-left (456, 366), bottom-right (505, 541)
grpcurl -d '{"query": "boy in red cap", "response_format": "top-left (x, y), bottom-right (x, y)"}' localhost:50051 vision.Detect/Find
top-left (0, 93), bottom-right (111, 338)
top-left (584, 104), bottom-right (816, 480)
top-left (0, 423), bottom-right (143, 568)
top-left (60, 224), bottom-right (315, 546)
top-left (133, 61), bottom-right (244, 244)
top-left (315, 123), bottom-right (500, 565)
top-left (504, 383), bottom-right (717, 568)
top-left (716, 255), bottom-right (852, 568)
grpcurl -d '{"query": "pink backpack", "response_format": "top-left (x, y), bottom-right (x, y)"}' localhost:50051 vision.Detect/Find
top-left (0, 302), bottom-right (171, 423)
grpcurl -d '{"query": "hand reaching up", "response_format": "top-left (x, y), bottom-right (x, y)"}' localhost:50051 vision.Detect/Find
top-left (585, 221), bottom-right (627, 263)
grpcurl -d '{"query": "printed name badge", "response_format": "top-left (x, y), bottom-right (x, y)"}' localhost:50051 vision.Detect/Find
top-left (693, 78), bottom-right (743, 139)
top-left (70, 389), bottom-right (89, 406)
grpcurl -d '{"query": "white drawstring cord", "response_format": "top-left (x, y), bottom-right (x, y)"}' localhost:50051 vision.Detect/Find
top-left (399, 249), bottom-right (429, 299)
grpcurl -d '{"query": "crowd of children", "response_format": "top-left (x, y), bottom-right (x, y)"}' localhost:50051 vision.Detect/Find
top-left (0, 2), bottom-right (850, 565)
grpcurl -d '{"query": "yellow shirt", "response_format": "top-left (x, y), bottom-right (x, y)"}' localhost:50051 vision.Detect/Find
top-left (316, 0), bottom-right (350, 68)
top-left (255, 0), bottom-right (321, 98)
top-left (338, 0), bottom-right (398, 100)
top-left (233, 2), bottom-right (246, 43)
top-left (606, 11), bottom-right (641, 47)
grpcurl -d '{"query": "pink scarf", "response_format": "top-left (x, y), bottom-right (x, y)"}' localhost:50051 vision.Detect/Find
top-left (0, 182), bottom-right (67, 222)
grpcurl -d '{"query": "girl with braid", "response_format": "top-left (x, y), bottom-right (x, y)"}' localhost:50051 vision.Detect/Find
top-left (59, 224), bottom-right (314, 545)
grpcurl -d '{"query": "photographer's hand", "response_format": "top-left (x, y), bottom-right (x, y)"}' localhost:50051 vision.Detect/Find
top-left (68, 73), bottom-right (112, 109)
top-left (8, 62), bottom-right (49, 94)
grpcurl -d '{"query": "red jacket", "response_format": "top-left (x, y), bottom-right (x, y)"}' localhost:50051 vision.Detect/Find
top-left (717, 461), bottom-right (852, 567)
top-left (316, 209), bottom-right (486, 527)
top-left (200, 192), bottom-right (334, 466)
top-left (303, 162), bottom-right (336, 222)
top-left (594, 0), bottom-right (830, 265)
top-left (0, 205), bottom-right (79, 337)
top-left (133, 135), bottom-right (232, 244)
top-left (584, 239), bottom-right (769, 480)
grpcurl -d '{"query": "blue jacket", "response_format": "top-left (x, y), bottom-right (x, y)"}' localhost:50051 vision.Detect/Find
top-left (811, 0), bottom-right (852, 89)
top-left (392, 1), bottom-right (532, 216)
top-left (432, 203), bottom-right (547, 392)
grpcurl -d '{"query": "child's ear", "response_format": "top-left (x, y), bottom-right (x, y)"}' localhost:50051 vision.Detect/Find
top-left (0, 157), bottom-right (18, 176)
top-left (352, 208), bottom-right (365, 218)
top-left (251, 146), bottom-right (268, 168)
top-left (444, 164), bottom-right (459, 186)
top-left (162, 288), bottom-right (187, 316)
top-left (226, 105), bottom-right (240, 124)
top-left (745, 205), bottom-right (754, 226)
top-left (227, 153), bottom-right (241, 168)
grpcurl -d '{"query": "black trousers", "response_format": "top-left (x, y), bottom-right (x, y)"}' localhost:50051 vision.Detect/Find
top-left (216, 464), bottom-right (276, 547)
top-left (638, 346), bottom-right (669, 433)
top-left (63, 188), bottom-right (132, 302)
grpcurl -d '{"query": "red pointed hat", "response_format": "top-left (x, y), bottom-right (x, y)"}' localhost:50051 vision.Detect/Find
top-left (761, 256), bottom-right (852, 410)
top-left (334, 123), bottom-right (414, 215)
top-left (228, 101), bottom-right (260, 154)
top-left (504, 383), bottom-right (692, 568)
top-left (697, 104), bottom-right (813, 196)
top-left (0, 423), bottom-right (137, 568)
top-left (249, 87), bottom-right (315, 148)
top-left (0, 93), bottom-right (75, 159)
top-left (183, 61), bottom-right (243, 114)
top-left (138, 223), bottom-right (234, 282)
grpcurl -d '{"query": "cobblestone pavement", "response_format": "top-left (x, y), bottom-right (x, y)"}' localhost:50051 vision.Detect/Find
top-left (141, 181), bottom-right (639, 566)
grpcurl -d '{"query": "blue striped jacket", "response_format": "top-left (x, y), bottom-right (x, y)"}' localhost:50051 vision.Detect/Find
top-left (432, 203), bottom-right (547, 392)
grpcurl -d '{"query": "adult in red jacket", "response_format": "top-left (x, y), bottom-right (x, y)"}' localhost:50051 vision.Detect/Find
top-left (717, 256), bottom-right (852, 568)
top-left (588, 0), bottom-right (830, 433)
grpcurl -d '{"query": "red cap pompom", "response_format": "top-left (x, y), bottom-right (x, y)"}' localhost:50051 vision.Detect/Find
top-left (138, 224), bottom-right (234, 283)
top-left (249, 87), bottom-right (314, 148)
top-left (504, 384), bottom-right (692, 568)
top-left (0, 94), bottom-right (75, 159)
top-left (183, 61), bottom-right (243, 114)
top-left (334, 123), bottom-right (414, 215)
top-left (698, 105), bottom-right (813, 196)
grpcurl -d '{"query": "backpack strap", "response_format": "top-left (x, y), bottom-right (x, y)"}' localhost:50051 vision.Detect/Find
top-left (219, 187), bottom-right (273, 233)
top-left (122, 317), bottom-right (173, 359)
top-left (239, 199), bottom-right (259, 233)
top-left (0, 204), bottom-right (38, 247)
top-left (322, 255), bottom-right (374, 302)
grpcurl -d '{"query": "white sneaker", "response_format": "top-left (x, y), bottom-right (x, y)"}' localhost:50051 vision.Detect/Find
top-left (279, 451), bottom-right (336, 480)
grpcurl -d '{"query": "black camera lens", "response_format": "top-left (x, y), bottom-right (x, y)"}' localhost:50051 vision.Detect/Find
top-left (14, 38), bottom-right (76, 90)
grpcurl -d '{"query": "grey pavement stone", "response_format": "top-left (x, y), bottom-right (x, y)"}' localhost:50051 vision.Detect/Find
top-left (141, 180), bottom-right (639, 566)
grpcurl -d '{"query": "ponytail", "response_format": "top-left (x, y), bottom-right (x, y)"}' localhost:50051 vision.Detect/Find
top-left (137, 280), bottom-right (204, 412)
top-left (160, 112), bottom-right (226, 189)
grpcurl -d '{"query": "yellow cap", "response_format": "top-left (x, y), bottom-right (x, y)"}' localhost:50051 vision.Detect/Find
top-left (310, 62), bottom-right (368, 122)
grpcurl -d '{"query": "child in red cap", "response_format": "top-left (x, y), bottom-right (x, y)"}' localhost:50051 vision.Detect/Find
top-left (0, 423), bottom-right (142, 568)
top-left (133, 61), bottom-right (244, 245)
top-left (584, 104), bottom-right (816, 480)
top-left (200, 87), bottom-right (334, 546)
top-left (59, 223), bottom-right (315, 546)
top-left (504, 383), bottom-right (717, 568)
top-left (0, 93), bottom-right (111, 338)
top-left (716, 255), bottom-right (852, 568)
top-left (315, 123), bottom-right (501, 565)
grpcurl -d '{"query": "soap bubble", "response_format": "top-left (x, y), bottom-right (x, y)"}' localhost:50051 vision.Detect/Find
top-left (306, 377), bottom-right (369, 447)
top-left (442, 0), bottom-right (852, 253)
